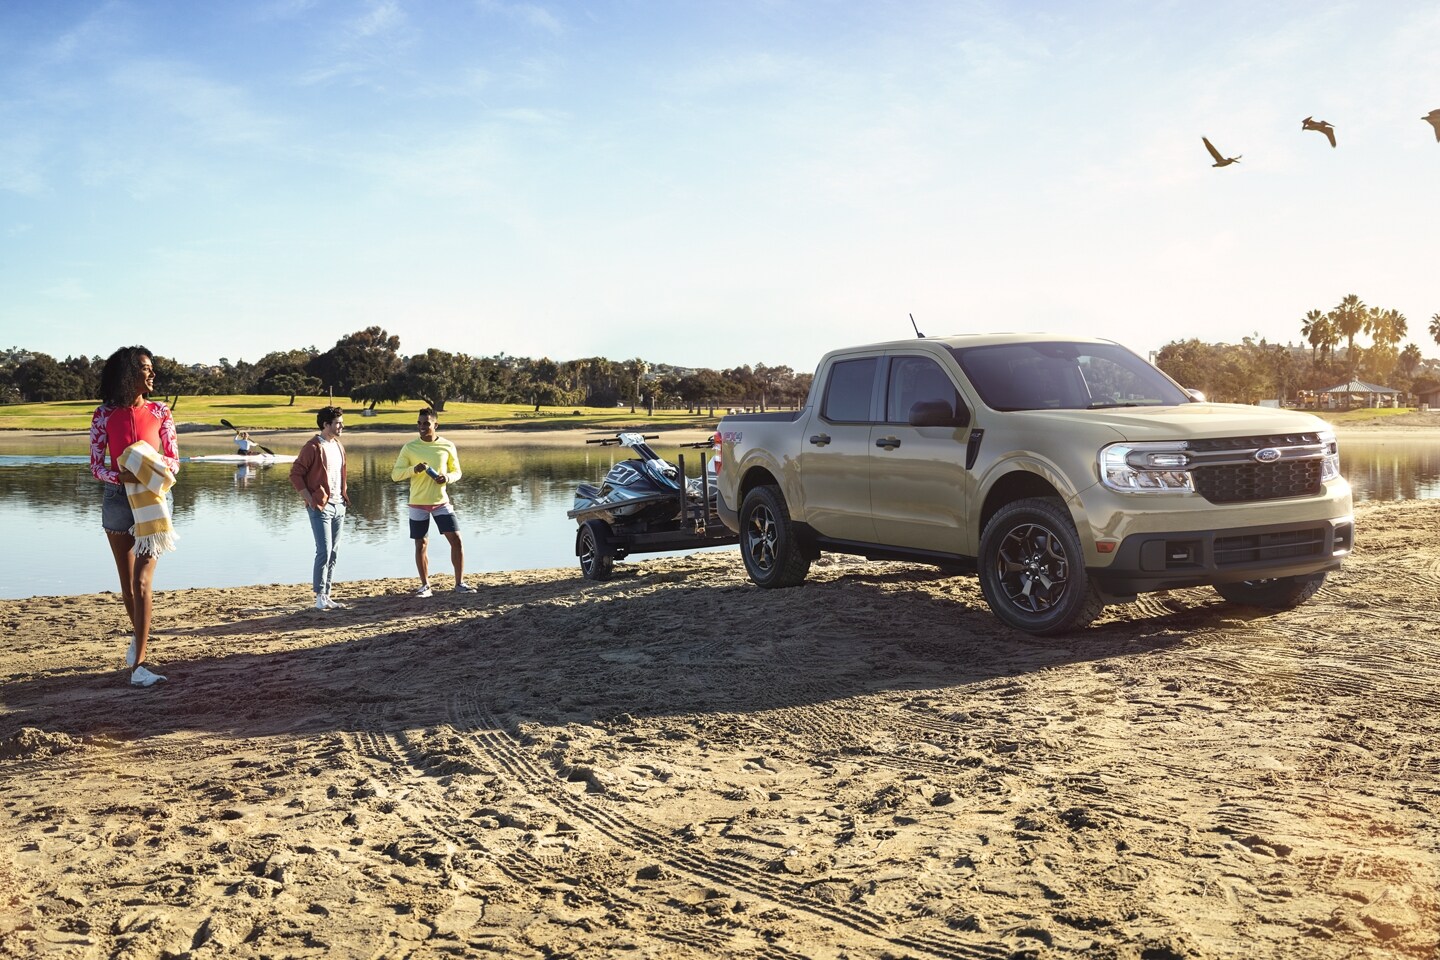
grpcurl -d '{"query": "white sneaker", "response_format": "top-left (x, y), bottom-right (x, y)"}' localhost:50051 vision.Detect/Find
top-left (130, 664), bottom-right (167, 687)
top-left (416, 583), bottom-right (433, 599)
top-left (454, 582), bottom-right (476, 593)
top-left (324, 595), bottom-right (347, 609)
top-left (315, 593), bottom-right (329, 610)
top-left (124, 636), bottom-right (136, 669)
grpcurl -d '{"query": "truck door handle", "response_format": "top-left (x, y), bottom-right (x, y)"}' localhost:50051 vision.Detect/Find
top-left (875, 436), bottom-right (901, 450)
top-left (809, 433), bottom-right (831, 446)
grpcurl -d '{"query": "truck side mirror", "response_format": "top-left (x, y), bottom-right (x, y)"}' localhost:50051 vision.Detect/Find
top-left (908, 400), bottom-right (961, 427)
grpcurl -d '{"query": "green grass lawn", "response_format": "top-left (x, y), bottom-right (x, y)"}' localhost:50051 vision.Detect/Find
top-left (1320, 406), bottom-right (1423, 425)
top-left (0, 395), bottom-right (722, 432)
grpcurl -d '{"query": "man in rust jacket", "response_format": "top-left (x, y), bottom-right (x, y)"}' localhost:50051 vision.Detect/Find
top-left (289, 406), bottom-right (349, 610)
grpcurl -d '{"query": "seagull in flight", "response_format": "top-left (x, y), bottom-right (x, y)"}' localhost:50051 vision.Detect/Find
top-left (1424, 109), bottom-right (1440, 142)
top-left (1302, 116), bottom-right (1336, 148)
top-left (1202, 137), bottom-right (1241, 167)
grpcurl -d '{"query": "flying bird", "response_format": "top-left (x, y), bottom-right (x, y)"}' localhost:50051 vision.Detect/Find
top-left (1424, 109), bottom-right (1440, 142)
top-left (1202, 136), bottom-right (1241, 167)
top-left (1302, 116), bottom-right (1336, 148)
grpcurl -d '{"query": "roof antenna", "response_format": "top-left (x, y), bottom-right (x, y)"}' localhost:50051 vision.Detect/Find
top-left (909, 312), bottom-right (925, 338)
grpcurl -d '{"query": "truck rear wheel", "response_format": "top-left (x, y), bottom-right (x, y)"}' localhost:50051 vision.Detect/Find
top-left (1214, 573), bottom-right (1325, 609)
top-left (578, 520), bottom-right (615, 581)
top-left (740, 485), bottom-right (811, 588)
top-left (979, 497), bottom-right (1105, 635)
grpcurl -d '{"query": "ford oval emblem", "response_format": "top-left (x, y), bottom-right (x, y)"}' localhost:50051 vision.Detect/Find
top-left (1255, 447), bottom-right (1282, 463)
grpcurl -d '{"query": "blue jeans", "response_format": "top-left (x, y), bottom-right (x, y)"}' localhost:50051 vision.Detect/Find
top-left (307, 502), bottom-right (345, 595)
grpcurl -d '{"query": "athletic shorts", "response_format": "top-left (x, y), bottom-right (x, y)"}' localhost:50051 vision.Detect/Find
top-left (409, 504), bottom-right (458, 539)
top-left (102, 482), bottom-right (171, 535)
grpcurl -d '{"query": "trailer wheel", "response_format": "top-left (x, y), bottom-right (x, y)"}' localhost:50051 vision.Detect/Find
top-left (740, 485), bottom-right (811, 588)
top-left (578, 521), bottom-right (615, 581)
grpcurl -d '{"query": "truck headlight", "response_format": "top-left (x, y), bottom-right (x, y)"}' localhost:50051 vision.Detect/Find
top-left (1319, 430), bottom-right (1340, 482)
top-left (1099, 442), bottom-right (1194, 493)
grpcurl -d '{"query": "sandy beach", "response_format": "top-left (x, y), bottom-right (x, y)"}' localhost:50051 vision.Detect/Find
top-left (2, 496), bottom-right (1437, 958)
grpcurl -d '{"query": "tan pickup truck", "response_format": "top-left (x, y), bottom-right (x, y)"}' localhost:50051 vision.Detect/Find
top-left (715, 333), bottom-right (1354, 634)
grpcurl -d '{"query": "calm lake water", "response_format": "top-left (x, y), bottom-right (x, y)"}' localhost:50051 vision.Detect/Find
top-left (1, 432), bottom-right (1436, 599)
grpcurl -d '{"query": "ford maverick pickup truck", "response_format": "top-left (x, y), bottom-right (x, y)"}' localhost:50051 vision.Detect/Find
top-left (715, 333), bottom-right (1353, 634)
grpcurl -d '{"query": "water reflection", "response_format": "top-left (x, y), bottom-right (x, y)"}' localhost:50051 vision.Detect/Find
top-left (1, 433), bottom-right (1436, 599)
top-left (1339, 440), bottom-right (1440, 501)
top-left (0, 434), bottom-right (721, 599)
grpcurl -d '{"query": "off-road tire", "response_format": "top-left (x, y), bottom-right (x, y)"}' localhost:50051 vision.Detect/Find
top-left (578, 520), bottom-right (615, 581)
top-left (978, 497), bottom-right (1105, 635)
top-left (740, 485), bottom-right (811, 588)
top-left (1214, 573), bottom-right (1326, 609)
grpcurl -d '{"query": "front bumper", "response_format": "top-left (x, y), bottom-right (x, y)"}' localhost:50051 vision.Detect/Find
top-left (1089, 515), bottom-right (1354, 596)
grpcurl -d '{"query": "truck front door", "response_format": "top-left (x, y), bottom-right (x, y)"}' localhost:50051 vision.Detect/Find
top-left (868, 354), bottom-right (976, 556)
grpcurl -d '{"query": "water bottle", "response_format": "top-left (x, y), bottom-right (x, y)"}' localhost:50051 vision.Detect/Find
top-left (424, 465), bottom-right (443, 481)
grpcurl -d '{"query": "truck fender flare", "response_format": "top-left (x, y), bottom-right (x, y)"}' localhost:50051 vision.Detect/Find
top-left (975, 456), bottom-right (1086, 534)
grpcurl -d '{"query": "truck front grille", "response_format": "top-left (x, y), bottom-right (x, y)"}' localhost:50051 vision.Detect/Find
top-left (1194, 459), bottom-right (1322, 503)
top-left (1213, 526), bottom-right (1328, 565)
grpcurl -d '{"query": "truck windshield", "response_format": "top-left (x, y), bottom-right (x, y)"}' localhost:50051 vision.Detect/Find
top-left (948, 342), bottom-right (1191, 412)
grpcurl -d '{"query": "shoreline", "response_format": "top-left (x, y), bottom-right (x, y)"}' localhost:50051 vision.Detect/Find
top-left (0, 424), bottom-right (717, 446)
top-left (2, 420), bottom-right (1436, 444)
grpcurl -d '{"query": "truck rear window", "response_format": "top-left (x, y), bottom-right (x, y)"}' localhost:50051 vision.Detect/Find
top-left (822, 357), bottom-right (878, 422)
top-left (949, 342), bottom-right (1190, 411)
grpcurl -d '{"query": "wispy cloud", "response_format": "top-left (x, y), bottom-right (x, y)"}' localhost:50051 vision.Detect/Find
top-left (110, 61), bottom-right (281, 145)
top-left (476, 0), bottom-right (564, 37)
top-left (298, 0), bottom-right (416, 87)
top-left (41, 1), bottom-right (134, 65)
top-left (0, 134), bottom-right (48, 196)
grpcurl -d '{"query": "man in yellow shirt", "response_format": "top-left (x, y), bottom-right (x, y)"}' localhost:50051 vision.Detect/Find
top-left (390, 408), bottom-right (474, 597)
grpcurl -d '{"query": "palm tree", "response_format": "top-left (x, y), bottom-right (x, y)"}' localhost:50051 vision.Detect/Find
top-left (1399, 343), bottom-right (1423, 378)
top-left (1362, 309), bottom-right (1407, 383)
top-left (1330, 294), bottom-right (1367, 378)
top-left (1300, 309), bottom-right (1329, 363)
top-left (1430, 313), bottom-right (1440, 349)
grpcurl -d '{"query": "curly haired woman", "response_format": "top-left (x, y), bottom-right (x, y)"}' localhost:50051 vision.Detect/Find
top-left (89, 346), bottom-right (179, 687)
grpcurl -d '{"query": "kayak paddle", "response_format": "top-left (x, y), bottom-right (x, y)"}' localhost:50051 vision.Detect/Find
top-left (219, 418), bottom-right (277, 456)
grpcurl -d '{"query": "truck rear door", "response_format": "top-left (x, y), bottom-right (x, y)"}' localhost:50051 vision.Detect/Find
top-left (793, 354), bottom-right (880, 543)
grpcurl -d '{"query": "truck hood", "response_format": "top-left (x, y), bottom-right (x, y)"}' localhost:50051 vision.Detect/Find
top-left (1010, 403), bottom-right (1333, 442)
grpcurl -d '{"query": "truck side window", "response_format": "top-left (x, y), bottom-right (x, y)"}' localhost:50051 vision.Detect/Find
top-left (886, 356), bottom-right (967, 425)
top-left (822, 358), bottom-right (878, 422)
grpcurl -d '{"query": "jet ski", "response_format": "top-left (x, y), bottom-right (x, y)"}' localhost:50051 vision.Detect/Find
top-left (568, 432), bottom-right (715, 526)
top-left (567, 432), bottom-right (733, 581)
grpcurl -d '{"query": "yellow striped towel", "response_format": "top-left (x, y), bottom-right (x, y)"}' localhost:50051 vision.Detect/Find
top-left (118, 440), bottom-right (178, 557)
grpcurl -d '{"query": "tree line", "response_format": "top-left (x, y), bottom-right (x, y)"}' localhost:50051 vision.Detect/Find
top-left (0, 327), bottom-right (812, 414)
top-left (6, 300), bottom-right (1438, 412)
top-left (1154, 298), bottom-right (1440, 405)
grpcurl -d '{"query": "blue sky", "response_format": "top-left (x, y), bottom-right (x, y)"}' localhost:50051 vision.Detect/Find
top-left (2, 1), bottom-right (1438, 371)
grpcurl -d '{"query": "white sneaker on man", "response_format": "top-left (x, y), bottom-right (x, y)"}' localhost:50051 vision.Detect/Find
top-left (454, 582), bottom-right (476, 594)
top-left (130, 664), bottom-right (166, 687)
top-left (315, 593), bottom-right (329, 611)
top-left (323, 595), bottom-right (347, 609)
top-left (416, 583), bottom-right (433, 599)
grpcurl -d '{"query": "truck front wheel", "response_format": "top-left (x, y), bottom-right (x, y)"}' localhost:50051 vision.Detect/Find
top-left (979, 498), bottom-right (1105, 635)
top-left (740, 485), bottom-right (811, 588)
top-left (1214, 573), bottom-right (1326, 609)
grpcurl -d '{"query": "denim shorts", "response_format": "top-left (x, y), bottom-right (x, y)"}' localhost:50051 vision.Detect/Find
top-left (102, 482), bottom-right (172, 534)
top-left (102, 482), bottom-right (134, 533)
